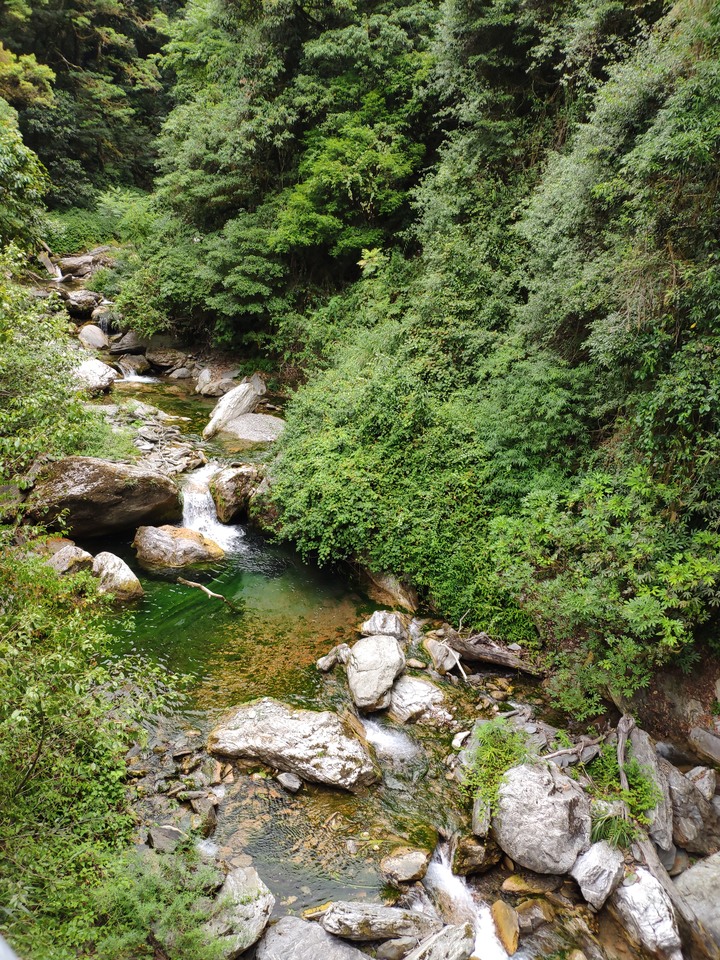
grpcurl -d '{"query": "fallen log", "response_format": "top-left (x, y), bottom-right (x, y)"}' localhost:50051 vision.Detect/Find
top-left (177, 577), bottom-right (243, 613)
top-left (445, 631), bottom-right (543, 676)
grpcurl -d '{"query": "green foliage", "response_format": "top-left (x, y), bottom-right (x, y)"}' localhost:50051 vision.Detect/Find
top-left (584, 742), bottom-right (663, 847)
top-left (45, 188), bottom-right (154, 255)
top-left (0, 98), bottom-right (47, 247)
top-left (461, 718), bottom-right (532, 812)
top-left (590, 812), bottom-right (639, 848)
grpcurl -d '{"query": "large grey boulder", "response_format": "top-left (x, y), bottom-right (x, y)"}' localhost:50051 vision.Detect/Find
top-left (213, 412), bottom-right (285, 445)
top-left (256, 916), bottom-right (367, 960)
top-left (569, 841), bottom-right (624, 910)
top-left (196, 368), bottom-right (237, 397)
top-left (660, 758), bottom-right (720, 855)
top-left (320, 901), bottom-right (441, 942)
top-left (26, 457), bottom-right (182, 538)
top-left (361, 611), bottom-right (408, 642)
top-left (492, 763), bottom-right (591, 874)
top-left (209, 465), bottom-right (261, 523)
top-left (610, 868), bottom-right (683, 960)
top-left (92, 551), bottom-right (143, 601)
top-left (74, 357), bottom-right (118, 393)
top-left (207, 698), bottom-right (379, 791)
top-left (685, 766), bottom-right (716, 802)
top-left (109, 330), bottom-right (147, 355)
top-left (388, 676), bottom-right (451, 725)
top-left (203, 377), bottom-right (266, 439)
top-left (674, 850), bottom-right (720, 946)
top-left (630, 729), bottom-right (674, 853)
top-left (46, 544), bottom-right (93, 575)
top-left (78, 323), bottom-right (109, 350)
top-left (64, 288), bottom-right (102, 318)
top-left (204, 867), bottom-right (274, 959)
top-left (133, 525), bottom-right (224, 569)
top-left (347, 635), bottom-right (405, 712)
top-left (403, 923), bottom-right (475, 960)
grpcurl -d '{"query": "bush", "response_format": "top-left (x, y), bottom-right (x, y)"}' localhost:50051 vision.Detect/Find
top-left (461, 718), bottom-right (533, 813)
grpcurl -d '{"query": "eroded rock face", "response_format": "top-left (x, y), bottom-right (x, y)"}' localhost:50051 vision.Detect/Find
top-left (117, 353), bottom-right (150, 376)
top-left (569, 841), bottom-right (624, 910)
top-left (74, 357), bottom-right (119, 393)
top-left (210, 465), bottom-right (261, 523)
top-left (109, 331), bottom-right (147, 355)
top-left (133, 525), bottom-right (224, 569)
top-left (26, 457), bottom-right (182, 537)
top-left (673, 850), bottom-right (720, 946)
top-left (320, 901), bottom-right (442, 942)
top-left (204, 867), bottom-right (274, 959)
top-left (660, 757), bottom-right (720, 855)
top-left (492, 763), bottom-right (591, 874)
top-left (403, 923), bottom-right (475, 960)
top-left (207, 698), bottom-right (379, 791)
top-left (92, 551), bottom-right (143, 600)
top-left (203, 377), bottom-right (266, 439)
top-left (46, 544), bottom-right (93, 575)
top-left (347, 635), bottom-right (405, 712)
top-left (389, 676), bottom-right (451, 725)
top-left (256, 916), bottom-right (367, 960)
top-left (610, 869), bottom-right (683, 960)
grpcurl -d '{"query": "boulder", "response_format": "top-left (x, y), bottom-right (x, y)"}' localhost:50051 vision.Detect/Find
top-left (148, 824), bottom-right (186, 853)
top-left (212, 412), bottom-right (285, 445)
top-left (451, 833), bottom-right (501, 876)
top-left (256, 916), bottom-right (367, 960)
top-left (491, 900), bottom-right (519, 955)
top-left (492, 763), bottom-right (591, 874)
top-left (347, 635), bottom-right (405, 712)
top-left (133, 525), bottom-right (224, 569)
top-left (361, 611), bottom-right (408, 642)
top-left (46, 544), bottom-right (93, 575)
top-left (403, 923), bottom-right (475, 960)
top-left (380, 847), bottom-right (432, 885)
top-left (388, 676), bottom-right (451, 725)
top-left (146, 347), bottom-right (186, 368)
top-left (320, 901), bottom-right (441, 942)
top-left (205, 866), bottom-right (274, 959)
top-left (169, 367), bottom-right (191, 379)
top-left (515, 899), bottom-right (554, 935)
top-left (569, 841), bottom-right (624, 910)
top-left (196, 368), bottom-right (237, 397)
top-left (59, 248), bottom-right (111, 277)
top-left (78, 323), bottom-right (109, 350)
top-left (688, 727), bottom-right (720, 766)
top-left (74, 357), bottom-right (119, 393)
top-left (91, 551), bottom-right (143, 601)
top-left (117, 353), bottom-right (150, 376)
top-left (210, 466), bottom-right (261, 523)
top-left (685, 766), bottom-right (716, 802)
top-left (660, 757), bottom-right (720, 855)
top-left (203, 377), bottom-right (266, 439)
top-left (674, 850), bottom-right (720, 946)
top-left (317, 643), bottom-right (351, 672)
top-left (64, 288), bottom-right (102, 318)
top-left (207, 698), bottom-right (379, 791)
top-left (610, 868), bottom-right (682, 960)
top-left (630, 729), bottom-right (674, 853)
top-left (109, 330), bottom-right (147, 355)
top-left (26, 457), bottom-right (182, 538)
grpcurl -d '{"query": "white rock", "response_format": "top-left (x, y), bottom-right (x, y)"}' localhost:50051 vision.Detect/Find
top-left (611, 868), bottom-right (682, 960)
top-left (347, 635), bottom-right (405, 712)
top-left (360, 611), bottom-right (408, 641)
top-left (205, 867), bottom-right (274, 959)
top-left (256, 916), bottom-right (366, 960)
top-left (389, 676), bottom-right (452, 725)
top-left (674, 849), bottom-right (720, 946)
top-left (74, 358), bottom-right (119, 393)
top-left (46, 544), bottom-right (93, 575)
top-left (320, 901), bottom-right (441, 942)
top-left (570, 841), bottom-right (624, 909)
top-left (213, 412), bottom-right (285, 445)
top-left (203, 376), bottom-right (266, 439)
top-left (403, 923), bottom-right (475, 960)
top-left (317, 643), bottom-right (350, 672)
top-left (685, 766), bottom-right (716, 802)
top-left (92, 551), bottom-right (143, 600)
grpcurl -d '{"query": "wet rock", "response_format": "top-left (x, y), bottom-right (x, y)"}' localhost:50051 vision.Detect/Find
top-left (205, 866), bottom-right (274, 959)
top-left (276, 772), bottom-right (302, 793)
top-left (359, 569), bottom-right (419, 613)
top-left (317, 643), bottom-right (350, 672)
top-left (59, 247), bottom-right (111, 277)
top-left (109, 330), bottom-right (147, 355)
top-left (685, 766), bottom-right (716, 802)
top-left (403, 923), bottom-right (475, 960)
top-left (493, 763), bottom-right (591, 874)
top-left (610, 868), bottom-right (682, 960)
top-left (673, 849), bottom-right (720, 944)
top-left (380, 847), bottom-right (431, 885)
top-left (377, 938), bottom-right (419, 960)
top-left (451, 833), bottom-right (501, 876)
top-left (256, 916), bottom-right (367, 960)
top-left (78, 323), bottom-right (109, 350)
top-left (661, 757), bottom-right (720, 855)
top-left (147, 824), bottom-right (185, 853)
top-left (26, 457), bottom-right (182, 537)
top-left (406, 658), bottom-right (426, 670)
top-left (117, 353), bottom-right (150, 376)
top-left (668, 849), bottom-right (690, 877)
top-left (630, 729), bottom-right (674, 854)
top-left (203, 376), bottom-right (266, 439)
top-left (491, 900), bottom-right (519, 955)
top-left (74, 357), bottom-right (119, 393)
top-left (472, 796), bottom-right (491, 839)
top-left (208, 698), bottom-right (379, 791)
top-left (320, 901), bottom-right (441, 942)
top-left (361, 611), bottom-right (408, 642)
top-left (92, 551), bottom-right (144, 600)
top-left (210, 465), bottom-right (261, 523)
top-left (347, 635), bottom-right (405, 712)
top-left (688, 727), bottom-right (720, 766)
top-left (569, 841), bottom-right (624, 910)
top-left (133, 525), bottom-right (224, 569)
top-left (388, 676), bottom-right (451, 725)
top-left (516, 899), bottom-right (554, 935)
top-left (46, 544), bottom-right (93, 575)
top-left (63, 288), bottom-right (102, 318)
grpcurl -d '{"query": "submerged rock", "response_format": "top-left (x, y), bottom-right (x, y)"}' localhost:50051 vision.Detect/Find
top-left (256, 916), bottom-right (367, 960)
top-left (569, 841), bottom-right (624, 910)
top-left (347, 635), bottom-right (405, 712)
top-left (492, 763), bottom-right (591, 874)
top-left (92, 551), bottom-right (144, 600)
top-left (26, 457), bottom-right (182, 537)
top-left (203, 376), bottom-right (266, 439)
top-left (610, 868), bottom-right (682, 960)
top-left (204, 866), bottom-right (274, 959)
top-left (46, 543), bottom-right (93, 575)
top-left (133, 525), bottom-right (224, 568)
top-left (210, 465), bottom-right (261, 523)
top-left (74, 357), bottom-right (119, 393)
top-left (320, 901), bottom-right (441, 942)
top-left (207, 698), bottom-right (379, 791)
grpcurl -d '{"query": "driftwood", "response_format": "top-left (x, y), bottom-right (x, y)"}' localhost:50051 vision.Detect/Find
top-left (445, 631), bottom-right (543, 676)
top-left (542, 734), bottom-right (604, 762)
top-left (177, 577), bottom-right (243, 613)
top-left (616, 713), bottom-right (635, 796)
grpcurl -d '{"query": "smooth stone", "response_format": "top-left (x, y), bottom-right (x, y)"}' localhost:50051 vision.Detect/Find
top-left (360, 611), bottom-right (408, 641)
top-left (491, 900), bottom-right (519, 955)
top-left (377, 938), bottom-right (419, 960)
top-left (92, 551), bottom-right (144, 600)
top-left (213, 412), bottom-right (285, 445)
top-left (380, 847), bottom-right (431, 885)
top-left (388, 675), bottom-right (451, 725)
top-left (109, 330), bottom-right (147, 355)
top-left (569, 841), bottom-right (624, 910)
top-left (46, 544), bottom-right (93, 575)
top-left (277, 772), bottom-right (302, 793)
top-left (147, 824), bottom-right (186, 853)
top-left (78, 323), bottom-right (109, 350)
top-left (169, 367), bottom-right (191, 379)
top-left (208, 698), bottom-right (379, 791)
top-left (320, 901), bottom-right (441, 942)
top-left (133, 525), bottom-right (224, 569)
top-left (689, 727), bottom-right (720, 765)
top-left (611, 868), bottom-right (682, 960)
top-left (203, 376), bottom-right (266, 439)
top-left (402, 923), bottom-right (475, 960)
top-left (204, 866), bottom-right (274, 959)
top-left (317, 643), bottom-right (351, 672)
top-left (74, 357), bottom-right (118, 393)
top-left (256, 916), bottom-right (367, 960)
top-left (346, 635), bottom-right (405, 712)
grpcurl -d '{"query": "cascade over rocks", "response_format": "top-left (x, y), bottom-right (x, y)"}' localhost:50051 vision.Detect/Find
top-left (255, 916), bottom-right (368, 960)
top-left (207, 698), bottom-right (379, 791)
top-left (117, 353), bottom-right (150, 376)
top-left (133, 525), bottom-right (224, 569)
top-left (204, 866), bottom-right (274, 959)
top-left (346, 634), bottom-right (405, 712)
top-left (26, 457), bottom-right (182, 537)
top-left (319, 901), bottom-right (442, 942)
top-left (492, 763), bottom-right (592, 874)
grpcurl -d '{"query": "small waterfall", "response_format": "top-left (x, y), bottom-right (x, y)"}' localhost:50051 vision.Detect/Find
top-left (424, 846), bottom-right (510, 960)
top-left (181, 463), bottom-right (244, 552)
top-left (120, 372), bottom-right (160, 383)
top-left (361, 718), bottom-right (421, 763)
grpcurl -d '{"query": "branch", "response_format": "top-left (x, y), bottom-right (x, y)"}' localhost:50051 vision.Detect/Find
top-left (542, 735), bottom-right (604, 761)
top-left (177, 578), bottom-right (243, 613)
top-left (616, 713), bottom-right (635, 797)
top-left (446, 631), bottom-right (543, 676)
